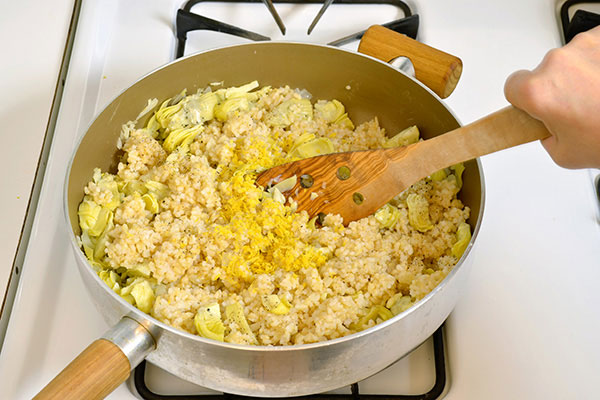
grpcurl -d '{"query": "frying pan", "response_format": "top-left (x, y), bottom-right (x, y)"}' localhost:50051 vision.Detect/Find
top-left (36, 26), bottom-right (484, 399)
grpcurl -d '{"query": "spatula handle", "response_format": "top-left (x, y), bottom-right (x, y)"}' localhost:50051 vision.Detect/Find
top-left (402, 106), bottom-right (551, 175)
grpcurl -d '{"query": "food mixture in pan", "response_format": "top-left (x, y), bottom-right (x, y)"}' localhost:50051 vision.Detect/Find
top-left (78, 81), bottom-right (471, 345)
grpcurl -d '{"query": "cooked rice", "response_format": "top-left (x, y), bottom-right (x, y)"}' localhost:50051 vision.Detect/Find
top-left (80, 85), bottom-right (470, 345)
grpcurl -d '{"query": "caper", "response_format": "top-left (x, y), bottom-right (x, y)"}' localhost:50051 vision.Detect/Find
top-left (316, 212), bottom-right (327, 226)
top-left (300, 174), bottom-right (314, 188)
top-left (353, 192), bottom-right (364, 205)
top-left (336, 166), bottom-right (351, 180)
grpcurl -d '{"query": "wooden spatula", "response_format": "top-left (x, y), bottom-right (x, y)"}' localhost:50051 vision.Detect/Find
top-left (256, 106), bottom-right (550, 224)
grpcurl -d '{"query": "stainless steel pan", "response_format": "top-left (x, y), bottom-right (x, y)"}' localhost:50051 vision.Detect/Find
top-left (36, 26), bottom-right (484, 399)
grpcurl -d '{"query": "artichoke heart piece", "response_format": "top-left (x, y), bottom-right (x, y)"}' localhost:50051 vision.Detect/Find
top-left (169, 89), bottom-right (188, 106)
top-left (155, 98), bottom-right (183, 130)
top-left (333, 113), bottom-right (354, 130)
top-left (451, 222), bottom-right (471, 258)
top-left (220, 80), bottom-right (259, 100)
top-left (99, 270), bottom-right (122, 293)
top-left (430, 168), bottom-right (448, 181)
top-left (129, 280), bottom-right (155, 314)
top-left (307, 215), bottom-right (318, 230)
top-left (126, 263), bottom-right (152, 279)
top-left (145, 181), bottom-right (169, 201)
top-left (269, 175), bottom-right (297, 193)
top-left (87, 207), bottom-right (113, 237)
top-left (186, 92), bottom-right (219, 124)
top-left (136, 98), bottom-right (159, 121)
top-left (163, 125), bottom-right (203, 153)
top-left (386, 294), bottom-right (414, 315)
top-left (194, 303), bottom-right (226, 341)
top-left (374, 203), bottom-right (401, 229)
top-left (81, 228), bottom-right (108, 262)
top-left (406, 193), bottom-right (433, 232)
top-left (269, 98), bottom-right (313, 127)
top-left (92, 234), bottom-right (108, 261)
top-left (450, 163), bottom-right (466, 190)
top-left (262, 294), bottom-right (291, 315)
top-left (165, 90), bottom-right (191, 131)
top-left (92, 215), bottom-right (114, 260)
top-left (314, 99), bottom-right (345, 122)
top-left (289, 137), bottom-right (334, 159)
top-left (87, 259), bottom-right (106, 273)
top-left (78, 199), bottom-right (102, 231)
top-left (118, 121), bottom-right (135, 148)
top-left (141, 193), bottom-right (159, 213)
top-left (225, 302), bottom-right (257, 343)
top-left (383, 125), bottom-right (420, 148)
top-left (214, 97), bottom-right (250, 122)
top-left (288, 133), bottom-right (315, 154)
top-left (80, 231), bottom-right (95, 260)
top-left (144, 114), bottom-right (161, 138)
top-left (105, 183), bottom-right (121, 211)
top-left (122, 180), bottom-right (148, 196)
top-left (270, 187), bottom-right (286, 204)
top-left (353, 305), bottom-right (393, 330)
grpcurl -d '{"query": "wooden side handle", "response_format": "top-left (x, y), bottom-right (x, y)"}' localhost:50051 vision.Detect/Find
top-left (33, 339), bottom-right (130, 400)
top-left (358, 25), bottom-right (463, 98)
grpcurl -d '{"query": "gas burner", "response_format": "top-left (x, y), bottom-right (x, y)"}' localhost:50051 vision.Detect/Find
top-left (555, 1), bottom-right (600, 216)
top-left (557, 0), bottom-right (600, 43)
top-left (132, 325), bottom-right (447, 400)
top-left (176, 0), bottom-right (419, 58)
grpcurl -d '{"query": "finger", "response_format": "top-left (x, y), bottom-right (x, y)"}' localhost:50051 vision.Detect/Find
top-left (504, 69), bottom-right (543, 118)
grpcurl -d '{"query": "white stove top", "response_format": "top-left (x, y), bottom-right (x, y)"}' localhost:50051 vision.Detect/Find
top-left (2, 0), bottom-right (600, 399)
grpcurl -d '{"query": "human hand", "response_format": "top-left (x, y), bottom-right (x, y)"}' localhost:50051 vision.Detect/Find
top-left (504, 26), bottom-right (600, 169)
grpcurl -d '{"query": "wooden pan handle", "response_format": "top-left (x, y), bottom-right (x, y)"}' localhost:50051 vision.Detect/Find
top-left (358, 25), bottom-right (463, 98)
top-left (33, 339), bottom-right (130, 400)
top-left (34, 316), bottom-right (156, 400)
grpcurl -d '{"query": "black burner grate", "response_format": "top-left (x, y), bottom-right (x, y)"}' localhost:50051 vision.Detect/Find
top-left (175, 0), bottom-right (419, 57)
top-left (133, 325), bottom-right (447, 400)
top-left (559, 0), bottom-right (600, 43)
